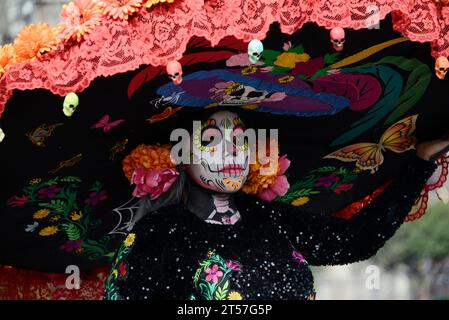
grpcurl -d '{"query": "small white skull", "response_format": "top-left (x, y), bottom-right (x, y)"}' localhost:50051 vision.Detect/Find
top-left (248, 39), bottom-right (264, 64)
top-left (63, 92), bottom-right (79, 117)
top-left (0, 127), bottom-right (5, 143)
top-left (330, 27), bottom-right (345, 52)
top-left (166, 61), bottom-right (183, 85)
top-left (435, 56), bottom-right (449, 80)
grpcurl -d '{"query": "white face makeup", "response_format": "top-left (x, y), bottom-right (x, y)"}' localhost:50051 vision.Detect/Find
top-left (185, 110), bottom-right (250, 193)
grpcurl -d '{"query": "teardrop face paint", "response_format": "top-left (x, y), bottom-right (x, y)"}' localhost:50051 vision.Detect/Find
top-left (185, 110), bottom-right (250, 193)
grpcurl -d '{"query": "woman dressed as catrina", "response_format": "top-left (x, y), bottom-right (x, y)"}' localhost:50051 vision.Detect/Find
top-left (104, 108), bottom-right (449, 301)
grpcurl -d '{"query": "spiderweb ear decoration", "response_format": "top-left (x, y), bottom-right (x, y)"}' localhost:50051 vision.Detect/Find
top-left (109, 197), bottom-right (141, 235)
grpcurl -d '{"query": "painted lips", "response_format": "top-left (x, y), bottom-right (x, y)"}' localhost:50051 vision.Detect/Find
top-left (219, 164), bottom-right (243, 175)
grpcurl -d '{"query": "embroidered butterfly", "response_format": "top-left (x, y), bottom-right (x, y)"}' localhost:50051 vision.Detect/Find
top-left (324, 115), bottom-right (417, 174)
top-left (91, 115), bottom-right (125, 133)
top-left (26, 123), bottom-right (63, 147)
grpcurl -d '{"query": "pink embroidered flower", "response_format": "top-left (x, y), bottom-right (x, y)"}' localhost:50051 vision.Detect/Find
top-left (205, 264), bottom-right (223, 283)
top-left (315, 173), bottom-right (340, 188)
top-left (131, 168), bottom-right (179, 199)
top-left (226, 260), bottom-right (241, 271)
top-left (333, 183), bottom-right (354, 194)
top-left (7, 195), bottom-right (29, 207)
top-left (60, 0), bottom-right (102, 43)
top-left (85, 190), bottom-right (108, 205)
top-left (37, 185), bottom-right (61, 199)
top-left (258, 155), bottom-right (291, 202)
top-left (99, 0), bottom-right (143, 20)
top-left (60, 240), bottom-right (82, 253)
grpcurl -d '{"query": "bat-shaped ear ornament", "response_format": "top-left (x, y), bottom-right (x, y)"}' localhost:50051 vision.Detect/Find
top-left (62, 92), bottom-right (80, 117)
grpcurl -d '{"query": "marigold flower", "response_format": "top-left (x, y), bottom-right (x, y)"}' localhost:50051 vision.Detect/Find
top-left (122, 144), bottom-right (176, 181)
top-left (60, 0), bottom-right (102, 43)
top-left (13, 23), bottom-right (59, 63)
top-left (0, 44), bottom-right (16, 77)
top-left (99, 0), bottom-right (143, 20)
top-left (144, 0), bottom-right (174, 8)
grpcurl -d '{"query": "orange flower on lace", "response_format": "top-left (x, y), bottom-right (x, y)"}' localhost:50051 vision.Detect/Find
top-left (99, 0), bottom-right (143, 20)
top-left (122, 144), bottom-right (176, 181)
top-left (60, 0), bottom-right (102, 43)
top-left (13, 23), bottom-right (59, 63)
top-left (0, 44), bottom-right (16, 77)
top-left (144, 0), bottom-right (174, 9)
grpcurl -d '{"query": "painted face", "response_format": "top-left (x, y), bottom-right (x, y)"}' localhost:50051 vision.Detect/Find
top-left (185, 110), bottom-right (250, 193)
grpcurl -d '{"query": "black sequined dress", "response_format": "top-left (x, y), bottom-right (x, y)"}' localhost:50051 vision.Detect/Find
top-left (104, 155), bottom-right (436, 300)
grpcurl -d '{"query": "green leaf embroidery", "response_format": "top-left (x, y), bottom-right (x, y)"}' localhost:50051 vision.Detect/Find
top-left (38, 199), bottom-right (66, 213)
top-left (61, 223), bottom-right (81, 240)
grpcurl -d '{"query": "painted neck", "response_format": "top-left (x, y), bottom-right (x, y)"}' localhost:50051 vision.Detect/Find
top-left (185, 179), bottom-right (241, 225)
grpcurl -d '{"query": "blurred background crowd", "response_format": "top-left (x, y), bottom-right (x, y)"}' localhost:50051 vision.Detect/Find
top-left (1, 0), bottom-right (448, 300)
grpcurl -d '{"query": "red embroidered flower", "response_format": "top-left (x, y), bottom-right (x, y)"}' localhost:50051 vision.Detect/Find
top-left (315, 173), bottom-right (341, 188)
top-left (118, 262), bottom-right (127, 278)
top-left (333, 182), bottom-right (354, 194)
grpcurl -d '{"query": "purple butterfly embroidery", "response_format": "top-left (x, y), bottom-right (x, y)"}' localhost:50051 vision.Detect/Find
top-left (91, 115), bottom-right (125, 133)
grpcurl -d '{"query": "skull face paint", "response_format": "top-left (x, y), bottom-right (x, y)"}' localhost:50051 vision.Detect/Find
top-left (435, 56), bottom-right (449, 80)
top-left (330, 27), bottom-right (345, 52)
top-left (248, 39), bottom-right (264, 64)
top-left (166, 60), bottom-right (183, 85)
top-left (62, 92), bottom-right (79, 117)
top-left (185, 110), bottom-right (250, 193)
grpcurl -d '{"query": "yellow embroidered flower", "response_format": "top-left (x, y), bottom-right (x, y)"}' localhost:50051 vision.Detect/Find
top-left (291, 196), bottom-right (310, 207)
top-left (29, 178), bottom-right (42, 185)
top-left (228, 291), bottom-right (243, 300)
top-left (274, 52), bottom-right (310, 69)
top-left (278, 75), bottom-right (295, 84)
top-left (124, 233), bottom-right (136, 247)
top-left (224, 82), bottom-right (240, 95)
top-left (241, 66), bottom-right (257, 75)
top-left (70, 211), bottom-right (83, 221)
top-left (50, 215), bottom-right (61, 222)
top-left (352, 167), bottom-right (362, 174)
top-left (33, 209), bottom-right (51, 219)
top-left (207, 250), bottom-right (216, 257)
top-left (39, 226), bottom-right (59, 236)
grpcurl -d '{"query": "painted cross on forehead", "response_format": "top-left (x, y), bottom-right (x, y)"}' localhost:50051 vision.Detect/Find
top-left (186, 110), bottom-right (250, 193)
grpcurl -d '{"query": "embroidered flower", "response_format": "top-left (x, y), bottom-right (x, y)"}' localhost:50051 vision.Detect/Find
top-left (226, 53), bottom-right (264, 67)
top-left (84, 190), bottom-right (108, 205)
top-left (7, 195), bottom-right (29, 207)
top-left (0, 44), bottom-right (16, 77)
top-left (228, 291), bottom-right (243, 300)
top-left (334, 183), bottom-right (354, 194)
top-left (39, 226), bottom-right (59, 236)
top-left (60, 0), bottom-right (102, 43)
top-left (205, 264), bottom-right (223, 283)
top-left (50, 215), bottom-right (61, 222)
top-left (37, 185), bottom-right (61, 199)
top-left (13, 23), bottom-right (59, 62)
top-left (70, 211), bottom-right (83, 221)
top-left (118, 261), bottom-right (128, 278)
top-left (226, 260), bottom-right (241, 271)
top-left (124, 233), bottom-right (136, 247)
top-left (25, 222), bottom-right (39, 233)
top-left (29, 178), bottom-right (42, 185)
top-left (291, 196), bottom-right (310, 206)
top-left (241, 66), bottom-right (257, 75)
top-left (131, 168), bottom-right (179, 199)
top-left (315, 173), bottom-right (341, 188)
top-left (60, 240), bottom-right (82, 252)
top-left (98, 0), bottom-right (143, 20)
top-left (33, 209), bottom-right (51, 219)
top-left (274, 52), bottom-right (310, 69)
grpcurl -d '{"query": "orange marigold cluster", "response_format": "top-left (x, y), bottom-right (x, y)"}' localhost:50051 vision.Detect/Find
top-left (242, 143), bottom-right (280, 195)
top-left (98, 0), bottom-right (143, 20)
top-left (60, 0), bottom-right (103, 43)
top-left (13, 23), bottom-right (59, 63)
top-left (122, 144), bottom-right (176, 181)
top-left (0, 44), bottom-right (16, 77)
top-left (144, 0), bottom-right (175, 8)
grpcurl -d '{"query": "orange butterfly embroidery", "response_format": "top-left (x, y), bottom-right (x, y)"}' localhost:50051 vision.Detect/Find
top-left (324, 115), bottom-right (418, 173)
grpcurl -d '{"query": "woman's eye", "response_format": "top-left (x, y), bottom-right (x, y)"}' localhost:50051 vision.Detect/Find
top-left (201, 128), bottom-right (222, 147)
